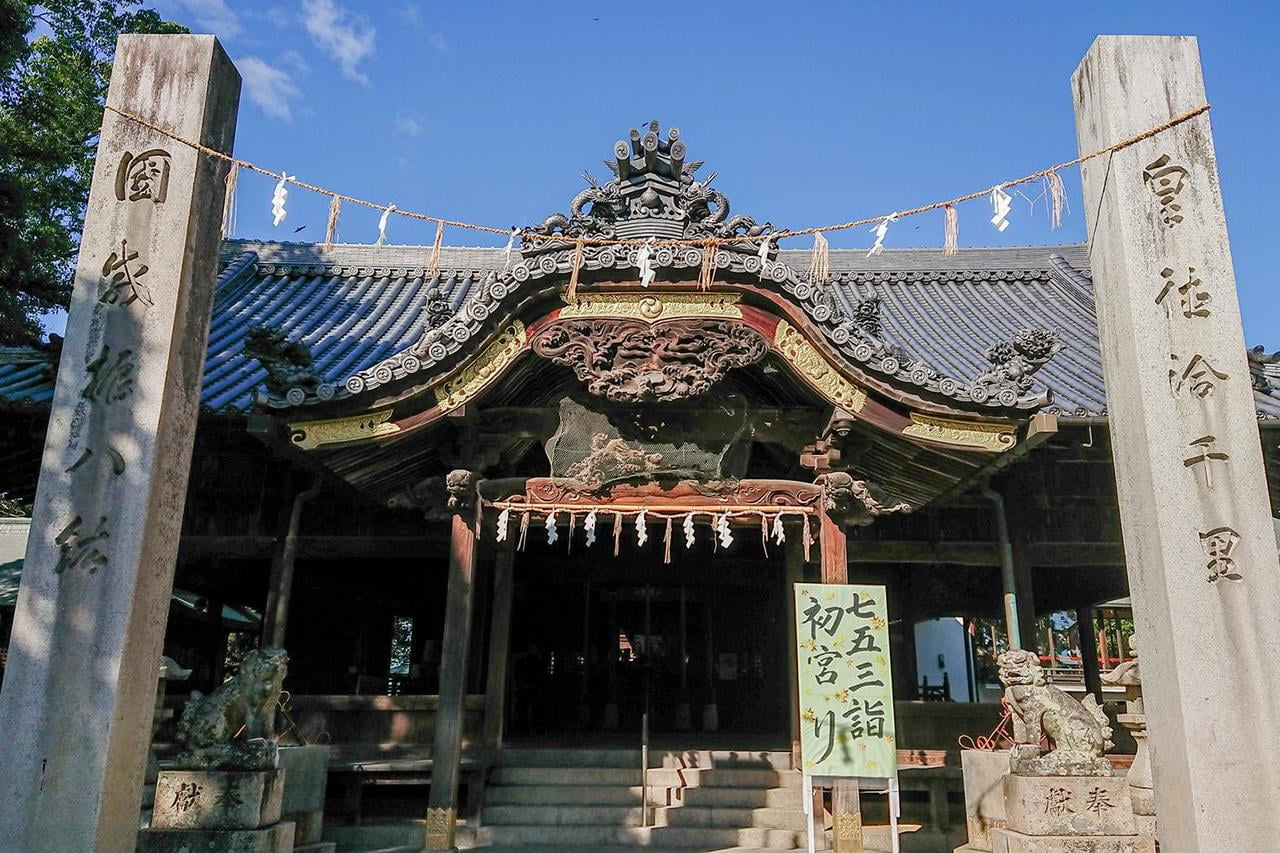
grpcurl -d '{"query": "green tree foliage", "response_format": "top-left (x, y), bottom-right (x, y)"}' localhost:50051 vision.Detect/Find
top-left (0, 1), bottom-right (185, 345)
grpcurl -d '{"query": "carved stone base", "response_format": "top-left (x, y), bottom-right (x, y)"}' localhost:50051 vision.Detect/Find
top-left (152, 769), bottom-right (285, 831)
top-left (960, 748), bottom-right (1010, 850)
top-left (137, 821), bottom-right (295, 853)
top-left (1003, 774), bottom-right (1135, 837)
top-left (992, 828), bottom-right (1155, 853)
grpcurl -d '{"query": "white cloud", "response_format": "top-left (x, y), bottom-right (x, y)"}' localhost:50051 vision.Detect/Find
top-left (427, 32), bottom-right (448, 55)
top-left (171, 0), bottom-right (242, 38)
top-left (301, 0), bottom-right (376, 84)
top-left (238, 57), bottom-right (302, 121)
top-left (394, 112), bottom-right (423, 138)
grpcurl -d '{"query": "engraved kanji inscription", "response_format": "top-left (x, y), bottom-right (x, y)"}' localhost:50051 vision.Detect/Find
top-left (115, 148), bottom-right (171, 203)
top-left (169, 781), bottom-right (202, 813)
top-left (99, 239), bottom-right (153, 308)
top-left (54, 516), bottom-right (110, 575)
top-left (1183, 434), bottom-right (1229, 487)
top-left (1044, 787), bottom-right (1075, 817)
top-left (81, 346), bottom-right (137, 405)
top-left (1142, 154), bottom-right (1189, 228)
top-left (1199, 526), bottom-right (1243, 583)
top-left (1169, 352), bottom-right (1229, 398)
top-left (1156, 266), bottom-right (1210, 319)
top-left (1085, 786), bottom-right (1115, 815)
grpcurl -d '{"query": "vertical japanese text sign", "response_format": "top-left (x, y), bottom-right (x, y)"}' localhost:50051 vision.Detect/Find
top-left (0, 35), bottom-right (239, 852)
top-left (795, 583), bottom-right (897, 778)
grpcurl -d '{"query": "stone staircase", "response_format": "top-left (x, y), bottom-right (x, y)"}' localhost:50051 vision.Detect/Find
top-left (471, 746), bottom-right (809, 851)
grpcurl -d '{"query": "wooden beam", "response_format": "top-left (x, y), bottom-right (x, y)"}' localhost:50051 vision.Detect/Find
top-left (843, 540), bottom-right (1126, 567)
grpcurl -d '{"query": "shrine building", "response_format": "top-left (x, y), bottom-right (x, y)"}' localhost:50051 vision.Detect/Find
top-left (2, 122), bottom-right (1278, 849)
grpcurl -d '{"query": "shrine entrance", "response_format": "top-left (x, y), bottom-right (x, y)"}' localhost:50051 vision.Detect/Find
top-left (506, 539), bottom-right (794, 740)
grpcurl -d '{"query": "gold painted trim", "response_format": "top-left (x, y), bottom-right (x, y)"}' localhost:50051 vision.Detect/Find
top-left (289, 408), bottom-right (400, 450)
top-left (423, 806), bottom-right (455, 850)
top-left (772, 319), bottom-right (867, 413)
top-left (433, 321), bottom-right (527, 412)
top-left (558, 292), bottom-right (742, 323)
top-left (902, 412), bottom-right (1017, 452)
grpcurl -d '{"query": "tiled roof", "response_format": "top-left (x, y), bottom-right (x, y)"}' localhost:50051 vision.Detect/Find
top-left (2, 239), bottom-right (1277, 419)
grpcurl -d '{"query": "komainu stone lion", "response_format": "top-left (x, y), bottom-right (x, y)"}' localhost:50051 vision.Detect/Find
top-left (998, 648), bottom-right (1113, 776)
top-left (173, 647), bottom-right (288, 770)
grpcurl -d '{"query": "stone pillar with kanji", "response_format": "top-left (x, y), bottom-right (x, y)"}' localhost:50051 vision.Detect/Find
top-left (0, 35), bottom-right (240, 852)
top-left (1073, 35), bottom-right (1280, 850)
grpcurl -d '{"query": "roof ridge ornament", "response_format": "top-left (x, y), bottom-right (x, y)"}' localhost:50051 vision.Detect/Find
top-left (522, 122), bottom-right (776, 252)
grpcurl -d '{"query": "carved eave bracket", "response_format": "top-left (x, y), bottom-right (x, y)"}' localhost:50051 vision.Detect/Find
top-left (816, 471), bottom-right (911, 527)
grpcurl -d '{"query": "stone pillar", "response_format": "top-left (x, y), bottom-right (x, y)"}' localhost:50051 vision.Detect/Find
top-left (0, 35), bottom-right (239, 853)
top-left (1073, 35), bottom-right (1280, 849)
top-left (426, 475), bottom-right (480, 851)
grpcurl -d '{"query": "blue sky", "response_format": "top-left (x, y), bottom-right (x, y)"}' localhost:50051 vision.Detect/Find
top-left (146, 0), bottom-right (1279, 343)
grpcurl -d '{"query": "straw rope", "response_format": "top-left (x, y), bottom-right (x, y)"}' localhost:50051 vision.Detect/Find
top-left (103, 102), bottom-right (1210, 250)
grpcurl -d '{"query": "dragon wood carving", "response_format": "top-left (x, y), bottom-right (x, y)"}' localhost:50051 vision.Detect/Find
top-left (531, 317), bottom-right (768, 403)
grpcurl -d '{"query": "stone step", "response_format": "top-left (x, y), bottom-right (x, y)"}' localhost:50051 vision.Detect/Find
top-left (486, 783), bottom-right (650, 805)
top-left (661, 806), bottom-right (808, 831)
top-left (324, 819), bottom-right (423, 850)
top-left (482, 823), bottom-right (804, 848)
top-left (660, 750), bottom-right (796, 771)
top-left (499, 747), bottom-right (641, 768)
top-left (680, 785), bottom-right (805, 809)
top-left (483, 804), bottom-right (659, 827)
top-left (489, 765), bottom-right (797, 789)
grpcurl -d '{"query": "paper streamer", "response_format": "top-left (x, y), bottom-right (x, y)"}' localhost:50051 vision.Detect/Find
top-left (772, 513), bottom-right (786, 545)
top-left (271, 172), bottom-right (293, 226)
top-left (636, 238), bottom-right (656, 288)
top-left (756, 236), bottom-right (772, 279)
top-left (376, 203), bottom-right (396, 247)
top-left (635, 510), bottom-right (648, 547)
top-left (989, 184), bottom-right (1012, 232)
top-left (683, 513), bottom-right (696, 549)
top-left (545, 511), bottom-right (559, 545)
top-left (1046, 171), bottom-right (1066, 229)
top-left (495, 507), bottom-right (511, 542)
top-left (716, 513), bottom-right (734, 549)
top-left (867, 213), bottom-right (898, 257)
top-left (503, 228), bottom-right (519, 269)
top-left (584, 509), bottom-right (597, 547)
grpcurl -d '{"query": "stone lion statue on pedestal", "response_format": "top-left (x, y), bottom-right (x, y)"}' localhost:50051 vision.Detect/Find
top-left (173, 647), bottom-right (288, 770)
top-left (998, 648), bottom-right (1113, 776)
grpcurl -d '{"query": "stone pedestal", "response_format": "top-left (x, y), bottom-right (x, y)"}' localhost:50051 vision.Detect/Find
top-left (140, 769), bottom-right (296, 852)
top-left (992, 774), bottom-right (1152, 853)
top-left (279, 745), bottom-right (329, 845)
top-left (991, 829), bottom-right (1155, 853)
top-left (138, 822), bottom-right (296, 853)
top-left (957, 749), bottom-right (1009, 851)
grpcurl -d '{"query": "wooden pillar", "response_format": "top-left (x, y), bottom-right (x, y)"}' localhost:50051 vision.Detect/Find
top-left (0, 35), bottom-right (239, 852)
top-left (1074, 35), bottom-right (1280, 848)
top-left (784, 530), bottom-right (805, 755)
top-left (818, 509), bottom-right (863, 853)
top-left (482, 536), bottom-right (515, 753)
top-left (675, 585), bottom-right (692, 730)
top-left (579, 581), bottom-right (592, 725)
top-left (262, 477), bottom-right (320, 648)
top-left (1077, 606), bottom-right (1103, 701)
top-left (701, 598), bottom-right (718, 731)
top-left (425, 475), bottom-right (480, 852)
top-left (604, 596), bottom-right (620, 729)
